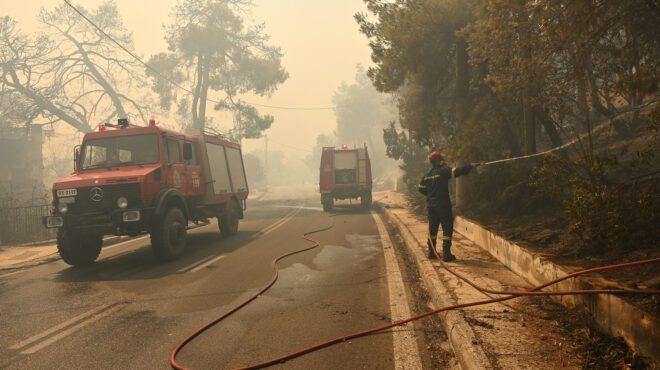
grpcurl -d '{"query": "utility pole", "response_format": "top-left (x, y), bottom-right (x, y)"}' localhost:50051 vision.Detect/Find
top-left (264, 134), bottom-right (268, 192)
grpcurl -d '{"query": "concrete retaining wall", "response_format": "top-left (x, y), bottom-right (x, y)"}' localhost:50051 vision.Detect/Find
top-left (455, 216), bottom-right (660, 363)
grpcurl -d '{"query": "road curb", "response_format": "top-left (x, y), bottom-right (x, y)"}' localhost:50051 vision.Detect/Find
top-left (379, 207), bottom-right (493, 370)
top-left (455, 216), bottom-right (660, 364)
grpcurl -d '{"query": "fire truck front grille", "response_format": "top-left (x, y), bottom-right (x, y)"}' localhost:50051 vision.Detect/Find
top-left (68, 183), bottom-right (142, 214)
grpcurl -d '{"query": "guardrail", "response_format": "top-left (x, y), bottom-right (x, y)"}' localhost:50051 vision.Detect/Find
top-left (0, 205), bottom-right (56, 245)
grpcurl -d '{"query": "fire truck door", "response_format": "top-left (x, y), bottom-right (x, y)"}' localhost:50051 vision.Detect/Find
top-left (183, 141), bottom-right (204, 196)
top-left (165, 137), bottom-right (186, 191)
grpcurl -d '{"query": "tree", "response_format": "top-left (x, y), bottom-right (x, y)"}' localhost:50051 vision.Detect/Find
top-left (332, 66), bottom-right (398, 176)
top-left (467, 0), bottom-right (660, 141)
top-left (148, 0), bottom-right (288, 137)
top-left (356, 0), bottom-right (480, 148)
top-left (356, 0), bottom-right (537, 176)
top-left (305, 133), bottom-right (337, 175)
top-left (1, 2), bottom-right (150, 134)
top-left (242, 152), bottom-right (264, 188)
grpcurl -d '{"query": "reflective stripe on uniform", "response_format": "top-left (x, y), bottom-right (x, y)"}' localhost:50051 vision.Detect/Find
top-left (418, 184), bottom-right (426, 188)
top-left (423, 174), bottom-right (441, 181)
top-left (442, 236), bottom-right (452, 240)
top-left (430, 235), bottom-right (437, 239)
top-left (451, 168), bottom-right (456, 178)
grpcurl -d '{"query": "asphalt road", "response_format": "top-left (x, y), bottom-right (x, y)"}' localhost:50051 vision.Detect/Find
top-left (0, 191), bottom-right (423, 369)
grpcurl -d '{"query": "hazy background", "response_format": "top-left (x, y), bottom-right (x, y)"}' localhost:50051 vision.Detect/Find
top-left (6, 0), bottom-right (400, 192)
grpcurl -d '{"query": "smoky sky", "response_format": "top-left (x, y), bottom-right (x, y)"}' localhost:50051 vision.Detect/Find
top-left (9, 0), bottom-right (373, 161)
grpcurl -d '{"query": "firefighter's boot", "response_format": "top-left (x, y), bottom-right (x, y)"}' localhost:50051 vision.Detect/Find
top-left (427, 239), bottom-right (438, 259)
top-left (442, 244), bottom-right (456, 262)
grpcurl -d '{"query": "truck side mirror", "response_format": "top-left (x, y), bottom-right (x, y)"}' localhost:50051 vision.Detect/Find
top-left (74, 146), bottom-right (81, 172)
top-left (183, 142), bottom-right (193, 161)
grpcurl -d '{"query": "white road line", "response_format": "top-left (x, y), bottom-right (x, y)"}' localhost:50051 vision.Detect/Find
top-left (260, 208), bottom-right (297, 235)
top-left (274, 205), bottom-right (324, 212)
top-left (262, 206), bottom-right (302, 236)
top-left (0, 269), bottom-right (26, 278)
top-left (372, 211), bottom-right (423, 370)
top-left (21, 304), bottom-right (123, 354)
top-left (9, 304), bottom-right (115, 350)
top-left (188, 255), bottom-right (225, 273)
top-left (102, 235), bottom-right (148, 251)
top-left (177, 255), bottom-right (215, 273)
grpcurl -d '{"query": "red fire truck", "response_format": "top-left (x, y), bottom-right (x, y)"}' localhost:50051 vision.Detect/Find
top-left (44, 119), bottom-right (248, 266)
top-left (319, 145), bottom-right (372, 211)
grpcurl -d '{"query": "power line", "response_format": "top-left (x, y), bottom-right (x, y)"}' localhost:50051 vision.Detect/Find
top-left (269, 139), bottom-right (313, 153)
top-left (61, 0), bottom-right (336, 112)
top-left (247, 102), bottom-right (334, 110)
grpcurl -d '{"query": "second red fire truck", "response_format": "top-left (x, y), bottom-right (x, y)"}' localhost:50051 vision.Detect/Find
top-left (319, 145), bottom-right (372, 211)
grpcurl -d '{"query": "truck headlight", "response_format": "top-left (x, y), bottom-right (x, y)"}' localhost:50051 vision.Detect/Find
top-left (117, 196), bottom-right (128, 209)
top-left (57, 203), bottom-right (68, 214)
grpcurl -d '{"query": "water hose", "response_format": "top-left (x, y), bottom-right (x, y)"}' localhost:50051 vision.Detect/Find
top-left (171, 213), bottom-right (659, 369)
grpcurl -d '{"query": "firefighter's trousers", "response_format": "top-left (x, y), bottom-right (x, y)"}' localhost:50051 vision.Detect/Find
top-left (426, 206), bottom-right (453, 252)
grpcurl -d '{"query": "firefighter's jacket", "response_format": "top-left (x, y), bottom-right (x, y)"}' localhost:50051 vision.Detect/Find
top-left (418, 164), bottom-right (473, 209)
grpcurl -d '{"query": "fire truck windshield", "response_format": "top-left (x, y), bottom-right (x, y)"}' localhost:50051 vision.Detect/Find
top-left (80, 134), bottom-right (160, 170)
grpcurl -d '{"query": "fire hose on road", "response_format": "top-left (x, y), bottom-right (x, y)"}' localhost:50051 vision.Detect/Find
top-left (170, 214), bottom-right (660, 370)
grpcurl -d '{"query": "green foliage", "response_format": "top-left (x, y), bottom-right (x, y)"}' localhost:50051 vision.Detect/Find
top-left (530, 115), bottom-right (659, 254)
top-left (243, 152), bottom-right (264, 188)
top-left (332, 66), bottom-right (398, 176)
top-left (356, 0), bottom-right (477, 147)
top-left (360, 0), bottom-right (660, 257)
top-left (467, 0), bottom-right (660, 125)
top-left (149, 0), bottom-right (288, 134)
top-left (382, 121), bottom-right (429, 212)
top-left (305, 133), bottom-right (337, 175)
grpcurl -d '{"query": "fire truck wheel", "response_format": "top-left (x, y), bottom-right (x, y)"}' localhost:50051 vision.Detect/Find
top-left (57, 230), bottom-right (102, 267)
top-left (151, 207), bottom-right (187, 261)
top-left (361, 192), bottom-right (372, 209)
top-left (218, 200), bottom-right (239, 237)
top-left (321, 195), bottom-right (333, 212)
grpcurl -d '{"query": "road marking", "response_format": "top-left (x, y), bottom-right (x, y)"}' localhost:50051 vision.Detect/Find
top-left (274, 205), bottom-right (323, 212)
top-left (102, 235), bottom-right (148, 251)
top-left (177, 255), bottom-right (215, 273)
top-left (188, 255), bottom-right (225, 273)
top-left (20, 304), bottom-right (123, 354)
top-left (103, 249), bottom-right (136, 261)
top-left (260, 208), bottom-right (297, 235)
top-left (261, 206), bottom-right (302, 236)
top-left (0, 269), bottom-right (26, 278)
top-left (10, 303), bottom-right (118, 351)
top-left (372, 211), bottom-right (423, 370)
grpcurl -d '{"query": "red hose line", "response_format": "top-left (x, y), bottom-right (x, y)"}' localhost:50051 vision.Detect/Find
top-left (171, 223), bottom-right (333, 370)
top-left (171, 215), bottom-right (659, 370)
top-left (426, 226), bottom-right (660, 296)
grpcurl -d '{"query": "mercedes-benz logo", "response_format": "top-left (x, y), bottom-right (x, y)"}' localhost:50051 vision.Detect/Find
top-left (90, 187), bottom-right (104, 202)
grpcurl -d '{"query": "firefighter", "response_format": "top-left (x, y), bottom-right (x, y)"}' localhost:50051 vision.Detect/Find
top-left (418, 152), bottom-right (480, 261)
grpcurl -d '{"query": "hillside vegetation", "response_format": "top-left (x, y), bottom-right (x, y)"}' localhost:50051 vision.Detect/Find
top-left (357, 0), bottom-right (659, 258)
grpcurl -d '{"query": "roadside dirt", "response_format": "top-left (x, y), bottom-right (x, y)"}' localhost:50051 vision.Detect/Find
top-left (379, 194), bottom-right (656, 368)
top-left (460, 116), bottom-right (660, 317)
top-left (384, 214), bottom-right (459, 369)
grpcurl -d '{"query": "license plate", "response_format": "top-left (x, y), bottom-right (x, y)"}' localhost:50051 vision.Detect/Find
top-left (57, 188), bottom-right (77, 197)
top-left (45, 216), bottom-right (63, 228)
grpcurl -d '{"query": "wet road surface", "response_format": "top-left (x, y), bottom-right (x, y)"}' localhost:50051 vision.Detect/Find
top-left (0, 196), bottom-right (426, 369)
